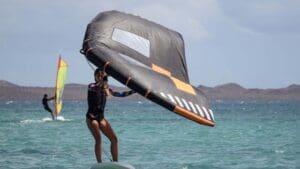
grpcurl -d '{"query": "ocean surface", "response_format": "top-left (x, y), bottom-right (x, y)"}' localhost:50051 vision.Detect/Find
top-left (0, 100), bottom-right (299, 169)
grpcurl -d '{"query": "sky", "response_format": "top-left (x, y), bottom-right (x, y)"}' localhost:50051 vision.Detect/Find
top-left (0, 0), bottom-right (299, 89)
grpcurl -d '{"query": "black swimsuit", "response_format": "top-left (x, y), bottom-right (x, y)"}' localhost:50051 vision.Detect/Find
top-left (86, 81), bottom-right (108, 121)
top-left (86, 78), bottom-right (134, 121)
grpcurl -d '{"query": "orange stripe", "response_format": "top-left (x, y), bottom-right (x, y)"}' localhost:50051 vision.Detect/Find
top-left (151, 64), bottom-right (197, 95)
top-left (84, 38), bottom-right (90, 43)
top-left (152, 64), bottom-right (171, 77)
top-left (86, 47), bottom-right (93, 55)
top-left (151, 64), bottom-right (196, 95)
top-left (174, 106), bottom-right (214, 127)
top-left (103, 61), bottom-right (110, 71)
top-left (125, 77), bottom-right (132, 86)
top-left (170, 77), bottom-right (196, 95)
top-left (144, 90), bottom-right (151, 98)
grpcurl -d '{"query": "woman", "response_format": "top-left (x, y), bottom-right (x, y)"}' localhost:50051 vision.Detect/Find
top-left (86, 68), bottom-right (135, 162)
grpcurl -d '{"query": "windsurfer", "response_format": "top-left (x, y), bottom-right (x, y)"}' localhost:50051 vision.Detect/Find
top-left (42, 94), bottom-right (55, 120)
top-left (86, 68), bottom-right (135, 163)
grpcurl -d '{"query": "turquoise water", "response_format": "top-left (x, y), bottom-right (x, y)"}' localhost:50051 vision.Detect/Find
top-left (0, 100), bottom-right (299, 169)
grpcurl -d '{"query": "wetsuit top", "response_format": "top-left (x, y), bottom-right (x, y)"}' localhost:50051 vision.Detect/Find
top-left (42, 97), bottom-right (49, 108)
top-left (86, 78), bottom-right (136, 121)
top-left (87, 78), bottom-right (109, 121)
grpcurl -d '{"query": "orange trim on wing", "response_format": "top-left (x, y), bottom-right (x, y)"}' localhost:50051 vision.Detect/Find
top-left (103, 61), bottom-right (110, 72)
top-left (151, 64), bottom-right (196, 95)
top-left (144, 90), bottom-right (151, 98)
top-left (84, 38), bottom-right (90, 43)
top-left (86, 47), bottom-right (93, 55)
top-left (125, 77), bottom-right (132, 86)
top-left (174, 106), bottom-right (215, 127)
top-left (152, 64), bottom-right (171, 77)
top-left (170, 77), bottom-right (196, 95)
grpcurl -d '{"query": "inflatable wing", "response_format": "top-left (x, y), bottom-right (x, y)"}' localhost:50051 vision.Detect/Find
top-left (80, 11), bottom-right (215, 127)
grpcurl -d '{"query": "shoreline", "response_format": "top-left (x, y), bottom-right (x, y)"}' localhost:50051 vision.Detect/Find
top-left (1, 80), bottom-right (300, 102)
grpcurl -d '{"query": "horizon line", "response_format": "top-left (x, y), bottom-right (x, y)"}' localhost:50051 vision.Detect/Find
top-left (1, 79), bottom-right (299, 90)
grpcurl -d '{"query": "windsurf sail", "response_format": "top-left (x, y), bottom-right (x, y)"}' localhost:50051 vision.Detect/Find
top-left (55, 56), bottom-right (68, 118)
top-left (80, 10), bottom-right (215, 127)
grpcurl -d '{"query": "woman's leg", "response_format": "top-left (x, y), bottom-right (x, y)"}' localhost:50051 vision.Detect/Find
top-left (86, 118), bottom-right (102, 162)
top-left (99, 119), bottom-right (118, 161)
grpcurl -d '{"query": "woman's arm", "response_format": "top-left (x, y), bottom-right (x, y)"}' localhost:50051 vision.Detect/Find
top-left (47, 96), bottom-right (55, 101)
top-left (103, 81), bottom-right (112, 96)
top-left (109, 89), bottom-right (136, 97)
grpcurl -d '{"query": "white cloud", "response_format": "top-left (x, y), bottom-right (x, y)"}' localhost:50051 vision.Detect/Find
top-left (122, 0), bottom-right (223, 41)
top-left (0, 0), bottom-right (225, 41)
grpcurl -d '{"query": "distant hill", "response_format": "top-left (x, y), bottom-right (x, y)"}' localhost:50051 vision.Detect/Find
top-left (0, 80), bottom-right (143, 101)
top-left (0, 80), bottom-right (19, 87)
top-left (0, 80), bottom-right (300, 102)
top-left (198, 83), bottom-right (300, 101)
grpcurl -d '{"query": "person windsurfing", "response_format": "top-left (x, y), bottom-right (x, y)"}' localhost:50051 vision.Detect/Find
top-left (86, 68), bottom-right (135, 163)
top-left (42, 94), bottom-right (55, 120)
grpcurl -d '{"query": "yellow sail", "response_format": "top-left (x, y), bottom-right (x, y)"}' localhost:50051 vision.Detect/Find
top-left (55, 56), bottom-right (68, 117)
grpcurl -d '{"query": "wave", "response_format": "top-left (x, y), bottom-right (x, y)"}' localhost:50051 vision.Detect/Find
top-left (56, 116), bottom-right (71, 122)
top-left (20, 116), bottom-right (72, 124)
top-left (20, 118), bottom-right (49, 124)
top-left (5, 100), bottom-right (14, 105)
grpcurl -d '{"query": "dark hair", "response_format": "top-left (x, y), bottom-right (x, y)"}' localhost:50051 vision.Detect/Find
top-left (94, 68), bottom-right (102, 76)
top-left (94, 68), bottom-right (108, 81)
